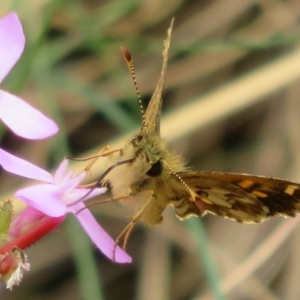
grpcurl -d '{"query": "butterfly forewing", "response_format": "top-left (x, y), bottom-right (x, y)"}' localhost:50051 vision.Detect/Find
top-left (141, 19), bottom-right (174, 135)
top-left (177, 172), bottom-right (300, 223)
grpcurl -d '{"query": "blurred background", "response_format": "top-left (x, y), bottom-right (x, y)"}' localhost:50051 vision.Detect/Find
top-left (1, 0), bottom-right (300, 299)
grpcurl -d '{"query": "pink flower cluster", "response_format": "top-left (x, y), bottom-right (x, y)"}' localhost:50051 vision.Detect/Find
top-left (0, 12), bottom-right (131, 281)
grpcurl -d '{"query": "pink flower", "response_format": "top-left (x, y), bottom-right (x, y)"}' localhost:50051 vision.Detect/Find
top-left (0, 12), bottom-right (58, 139)
top-left (0, 149), bottom-right (132, 263)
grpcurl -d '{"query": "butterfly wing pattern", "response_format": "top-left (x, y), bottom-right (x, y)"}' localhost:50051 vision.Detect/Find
top-left (173, 172), bottom-right (300, 223)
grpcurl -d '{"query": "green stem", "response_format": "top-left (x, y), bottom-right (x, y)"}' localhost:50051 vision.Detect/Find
top-left (185, 218), bottom-right (226, 300)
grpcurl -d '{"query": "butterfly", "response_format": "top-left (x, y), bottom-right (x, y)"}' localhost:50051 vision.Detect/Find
top-left (87, 18), bottom-right (300, 249)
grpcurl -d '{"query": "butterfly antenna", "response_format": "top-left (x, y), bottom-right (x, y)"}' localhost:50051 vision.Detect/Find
top-left (121, 47), bottom-right (146, 130)
top-left (162, 160), bottom-right (198, 201)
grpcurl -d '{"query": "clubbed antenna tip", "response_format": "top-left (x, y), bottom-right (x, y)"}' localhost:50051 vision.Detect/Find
top-left (121, 47), bottom-right (131, 62)
top-left (121, 46), bottom-right (146, 128)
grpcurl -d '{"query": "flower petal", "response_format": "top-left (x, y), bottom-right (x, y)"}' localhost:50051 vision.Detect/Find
top-left (0, 149), bottom-right (53, 182)
top-left (53, 159), bottom-right (69, 183)
top-left (0, 13), bottom-right (25, 83)
top-left (15, 184), bottom-right (67, 217)
top-left (0, 91), bottom-right (58, 139)
top-left (74, 206), bottom-right (132, 263)
top-left (58, 171), bottom-right (85, 193)
top-left (65, 187), bottom-right (107, 210)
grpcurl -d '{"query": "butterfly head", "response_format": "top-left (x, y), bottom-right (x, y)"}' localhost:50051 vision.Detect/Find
top-left (130, 133), bottom-right (167, 177)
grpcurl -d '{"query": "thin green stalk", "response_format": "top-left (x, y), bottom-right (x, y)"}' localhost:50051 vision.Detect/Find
top-left (186, 219), bottom-right (226, 300)
top-left (67, 217), bottom-right (105, 300)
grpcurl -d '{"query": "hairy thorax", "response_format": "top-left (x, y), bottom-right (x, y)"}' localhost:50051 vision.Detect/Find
top-left (103, 133), bottom-right (187, 225)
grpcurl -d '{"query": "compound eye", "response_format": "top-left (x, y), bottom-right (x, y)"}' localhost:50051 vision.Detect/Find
top-left (146, 160), bottom-right (163, 177)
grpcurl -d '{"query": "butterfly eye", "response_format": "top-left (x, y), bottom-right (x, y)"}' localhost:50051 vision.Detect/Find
top-left (136, 135), bottom-right (143, 142)
top-left (146, 161), bottom-right (163, 177)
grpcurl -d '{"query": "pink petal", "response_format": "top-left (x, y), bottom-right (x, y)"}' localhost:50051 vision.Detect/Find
top-left (0, 13), bottom-right (25, 83)
top-left (53, 159), bottom-right (69, 183)
top-left (0, 149), bottom-right (53, 182)
top-left (58, 171), bottom-right (85, 192)
top-left (65, 187), bottom-right (107, 210)
top-left (75, 206), bottom-right (132, 263)
top-left (0, 91), bottom-right (58, 139)
top-left (15, 184), bottom-right (67, 217)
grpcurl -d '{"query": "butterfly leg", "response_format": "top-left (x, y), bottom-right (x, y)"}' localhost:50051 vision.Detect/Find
top-left (68, 146), bottom-right (122, 179)
top-left (84, 145), bottom-right (122, 173)
top-left (113, 192), bottom-right (154, 261)
top-left (67, 145), bottom-right (121, 170)
top-left (75, 195), bottom-right (130, 215)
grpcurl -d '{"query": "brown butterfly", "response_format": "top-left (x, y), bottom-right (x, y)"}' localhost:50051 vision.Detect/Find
top-left (87, 18), bottom-right (300, 249)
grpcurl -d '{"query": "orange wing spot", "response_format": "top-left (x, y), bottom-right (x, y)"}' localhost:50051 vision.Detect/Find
top-left (252, 190), bottom-right (268, 198)
top-left (237, 180), bottom-right (254, 189)
top-left (285, 185), bottom-right (298, 196)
